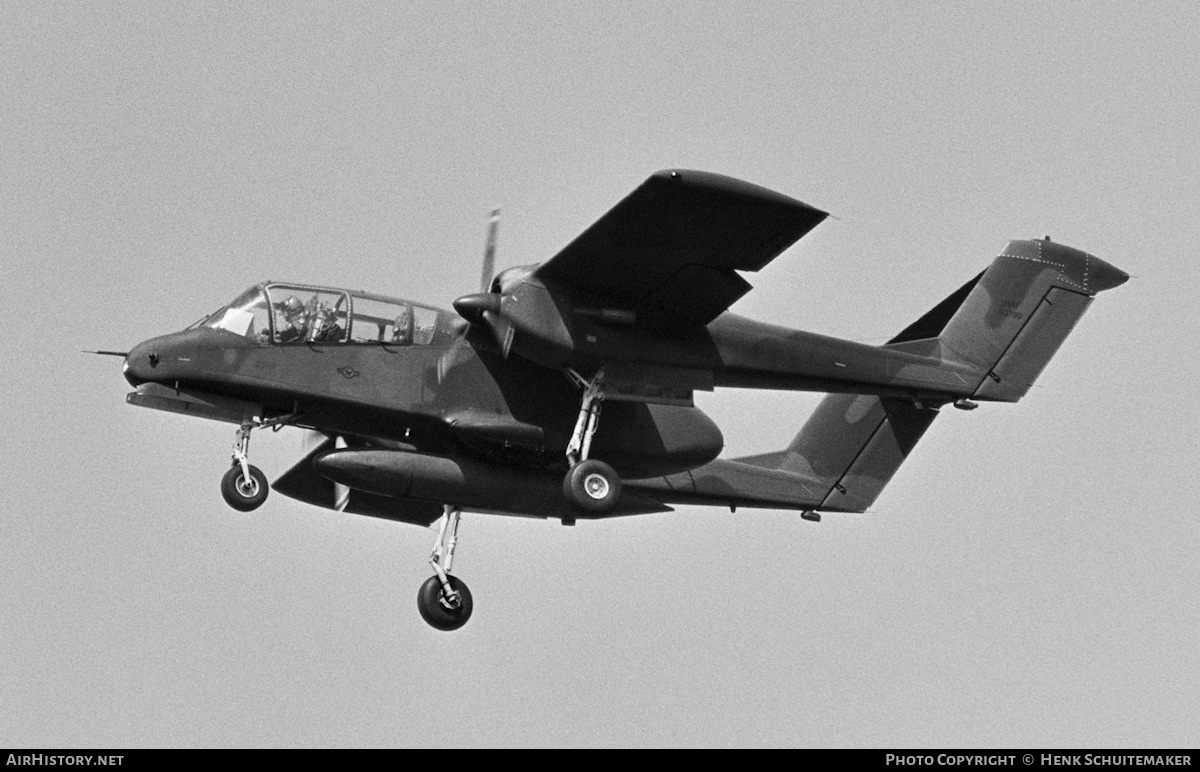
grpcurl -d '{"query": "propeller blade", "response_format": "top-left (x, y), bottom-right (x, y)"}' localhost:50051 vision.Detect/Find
top-left (437, 334), bottom-right (470, 384)
top-left (480, 208), bottom-right (500, 293)
top-left (301, 430), bottom-right (329, 455)
top-left (298, 431), bottom-right (350, 512)
top-left (449, 209), bottom-right (516, 359)
top-left (333, 435), bottom-right (349, 512)
top-left (484, 311), bottom-right (515, 358)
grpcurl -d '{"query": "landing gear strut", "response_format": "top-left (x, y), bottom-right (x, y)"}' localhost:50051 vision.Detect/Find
top-left (418, 505), bottom-right (474, 631)
top-left (562, 368), bottom-right (622, 516)
top-left (221, 420), bottom-right (268, 511)
top-left (219, 412), bottom-right (296, 511)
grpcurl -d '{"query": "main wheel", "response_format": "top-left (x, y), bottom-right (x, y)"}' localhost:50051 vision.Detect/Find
top-left (563, 458), bottom-right (622, 515)
top-left (221, 464), bottom-right (269, 512)
top-left (417, 575), bottom-right (473, 631)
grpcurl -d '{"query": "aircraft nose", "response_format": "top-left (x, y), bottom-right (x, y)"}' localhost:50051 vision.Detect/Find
top-left (123, 340), bottom-right (161, 387)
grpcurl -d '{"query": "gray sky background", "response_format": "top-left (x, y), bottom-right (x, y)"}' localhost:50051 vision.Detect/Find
top-left (3, 1), bottom-right (1198, 747)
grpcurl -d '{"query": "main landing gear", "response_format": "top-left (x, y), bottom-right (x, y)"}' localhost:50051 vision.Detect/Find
top-left (418, 505), bottom-right (473, 631)
top-left (562, 368), bottom-right (622, 517)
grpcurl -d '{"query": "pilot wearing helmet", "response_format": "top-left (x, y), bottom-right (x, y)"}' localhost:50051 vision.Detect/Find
top-left (309, 303), bottom-right (344, 343)
top-left (276, 295), bottom-right (307, 343)
top-left (392, 307), bottom-right (413, 345)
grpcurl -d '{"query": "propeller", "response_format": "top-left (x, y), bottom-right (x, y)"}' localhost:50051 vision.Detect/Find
top-left (301, 430), bottom-right (350, 512)
top-left (480, 208), bottom-right (500, 293)
top-left (452, 209), bottom-right (515, 358)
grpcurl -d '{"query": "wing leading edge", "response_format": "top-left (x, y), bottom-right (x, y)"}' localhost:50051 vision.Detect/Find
top-left (536, 170), bottom-right (827, 328)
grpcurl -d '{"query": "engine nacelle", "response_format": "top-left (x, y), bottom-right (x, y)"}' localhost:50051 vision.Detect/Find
top-left (499, 273), bottom-right (574, 367)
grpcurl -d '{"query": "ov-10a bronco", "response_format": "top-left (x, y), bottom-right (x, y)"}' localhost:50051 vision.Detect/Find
top-left (105, 170), bottom-right (1127, 630)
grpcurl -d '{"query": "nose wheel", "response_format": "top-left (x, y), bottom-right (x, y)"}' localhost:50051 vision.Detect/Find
top-left (418, 505), bottom-right (473, 631)
top-left (221, 463), bottom-right (268, 511)
top-left (221, 420), bottom-right (269, 511)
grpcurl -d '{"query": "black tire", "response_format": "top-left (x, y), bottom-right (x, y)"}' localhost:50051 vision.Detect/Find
top-left (563, 459), bottom-right (622, 515)
top-left (221, 464), bottom-right (269, 512)
top-left (417, 575), bottom-right (473, 631)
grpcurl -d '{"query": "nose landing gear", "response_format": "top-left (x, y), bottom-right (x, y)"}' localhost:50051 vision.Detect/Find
top-left (222, 420), bottom-right (269, 511)
top-left (219, 413), bottom-right (295, 511)
top-left (418, 505), bottom-right (474, 631)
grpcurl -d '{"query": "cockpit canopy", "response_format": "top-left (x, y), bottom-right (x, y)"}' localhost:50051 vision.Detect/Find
top-left (199, 284), bottom-right (456, 346)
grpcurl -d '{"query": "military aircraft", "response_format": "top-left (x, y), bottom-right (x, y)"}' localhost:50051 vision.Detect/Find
top-left (102, 170), bottom-right (1128, 631)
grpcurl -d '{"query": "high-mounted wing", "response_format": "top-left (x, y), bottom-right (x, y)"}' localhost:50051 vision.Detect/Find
top-left (535, 170), bottom-right (827, 328)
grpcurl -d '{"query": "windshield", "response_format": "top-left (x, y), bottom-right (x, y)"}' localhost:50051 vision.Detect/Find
top-left (203, 287), bottom-right (272, 341)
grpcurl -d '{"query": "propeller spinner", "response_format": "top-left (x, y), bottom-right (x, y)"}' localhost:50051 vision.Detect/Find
top-left (453, 208), bottom-right (515, 357)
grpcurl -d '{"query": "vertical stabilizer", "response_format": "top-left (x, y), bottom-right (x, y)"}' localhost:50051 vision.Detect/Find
top-left (893, 239), bottom-right (1128, 402)
top-left (767, 394), bottom-right (939, 512)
